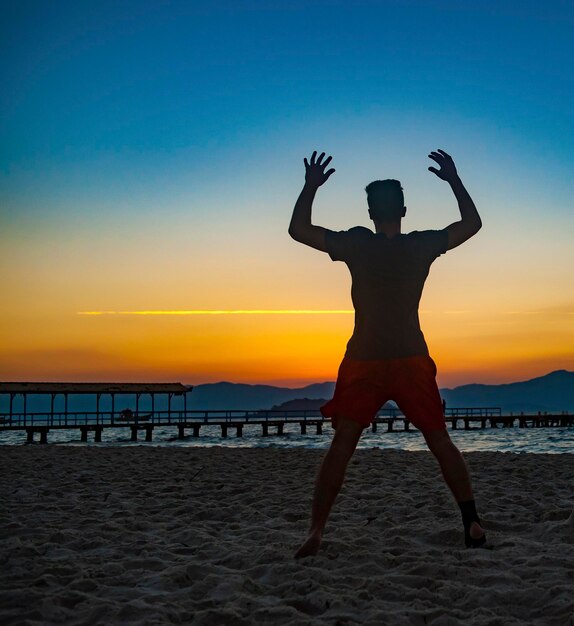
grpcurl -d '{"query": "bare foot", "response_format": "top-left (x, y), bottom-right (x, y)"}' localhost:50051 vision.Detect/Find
top-left (294, 532), bottom-right (322, 559)
top-left (470, 521), bottom-right (485, 540)
top-left (466, 520), bottom-right (486, 548)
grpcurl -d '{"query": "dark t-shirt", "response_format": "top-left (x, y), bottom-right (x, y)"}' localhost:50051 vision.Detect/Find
top-left (326, 227), bottom-right (448, 360)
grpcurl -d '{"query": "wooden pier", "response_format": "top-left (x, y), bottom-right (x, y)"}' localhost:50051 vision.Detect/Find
top-left (1, 408), bottom-right (573, 444)
top-left (1, 382), bottom-right (571, 444)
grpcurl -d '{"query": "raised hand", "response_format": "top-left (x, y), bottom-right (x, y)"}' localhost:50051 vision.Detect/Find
top-left (428, 149), bottom-right (459, 183)
top-left (304, 151), bottom-right (335, 189)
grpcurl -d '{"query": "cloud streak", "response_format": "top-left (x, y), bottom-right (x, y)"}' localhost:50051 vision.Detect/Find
top-left (77, 310), bottom-right (354, 316)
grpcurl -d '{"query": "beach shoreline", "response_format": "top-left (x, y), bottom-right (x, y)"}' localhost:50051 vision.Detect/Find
top-left (2, 447), bottom-right (573, 625)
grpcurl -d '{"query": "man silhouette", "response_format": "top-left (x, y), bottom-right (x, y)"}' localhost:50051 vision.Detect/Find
top-left (289, 149), bottom-right (486, 558)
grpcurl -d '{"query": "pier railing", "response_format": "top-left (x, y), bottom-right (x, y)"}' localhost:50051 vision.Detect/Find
top-left (0, 406), bottom-right (504, 429)
top-left (1, 407), bottom-right (572, 444)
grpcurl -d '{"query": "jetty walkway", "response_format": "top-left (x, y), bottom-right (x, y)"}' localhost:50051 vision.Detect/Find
top-left (1, 382), bottom-right (571, 444)
top-left (2, 408), bottom-right (573, 444)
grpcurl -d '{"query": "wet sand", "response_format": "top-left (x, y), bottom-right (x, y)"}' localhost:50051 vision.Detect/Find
top-left (1, 446), bottom-right (573, 625)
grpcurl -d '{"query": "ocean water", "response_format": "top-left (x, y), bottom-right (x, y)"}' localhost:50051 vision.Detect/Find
top-left (1, 423), bottom-right (572, 454)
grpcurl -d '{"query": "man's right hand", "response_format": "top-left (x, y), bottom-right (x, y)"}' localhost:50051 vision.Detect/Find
top-left (428, 149), bottom-right (459, 184)
top-left (304, 151), bottom-right (335, 188)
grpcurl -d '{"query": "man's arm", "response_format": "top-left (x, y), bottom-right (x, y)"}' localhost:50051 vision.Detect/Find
top-left (428, 149), bottom-right (482, 250)
top-left (288, 151), bottom-right (335, 252)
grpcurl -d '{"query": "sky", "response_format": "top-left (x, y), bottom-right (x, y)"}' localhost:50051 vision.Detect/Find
top-left (1, 0), bottom-right (573, 388)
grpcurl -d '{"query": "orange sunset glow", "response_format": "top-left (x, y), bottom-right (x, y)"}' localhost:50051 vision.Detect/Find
top-left (2, 192), bottom-right (573, 388)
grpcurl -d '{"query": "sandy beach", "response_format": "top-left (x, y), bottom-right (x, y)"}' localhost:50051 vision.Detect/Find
top-left (1, 446), bottom-right (573, 625)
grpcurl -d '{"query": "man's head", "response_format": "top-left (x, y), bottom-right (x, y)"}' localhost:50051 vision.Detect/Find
top-left (365, 179), bottom-right (406, 222)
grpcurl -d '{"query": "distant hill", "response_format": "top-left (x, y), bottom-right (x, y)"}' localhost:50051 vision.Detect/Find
top-left (188, 382), bottom-right (334, 411)
top-left (269, 398), bottom-right (398, 412)
top-left (1, 371), bottom-right (573, 414)
top-left (189, 371), bottom-right (574, 413)
top-left (269, 398), bottom-right (327, 411)
top-left (440, 370), bottom-right (574, 413)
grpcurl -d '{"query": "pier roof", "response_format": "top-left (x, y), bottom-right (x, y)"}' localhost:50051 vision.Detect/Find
top-left (0, 382), bottom-right (193, 395)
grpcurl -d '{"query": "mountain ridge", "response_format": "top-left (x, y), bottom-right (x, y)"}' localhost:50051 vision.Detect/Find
top-left (439, 369), bottom-right (574, 413)
top-left (1, 370), bottom-right (572, 414)
top-left (188, 370), bottom-right (574, 412)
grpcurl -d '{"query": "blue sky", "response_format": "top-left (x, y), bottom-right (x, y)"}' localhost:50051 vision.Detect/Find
top-left (1, 0), bottom-right (573, 385)
top-left (3, 1), bottom-right (573, 179)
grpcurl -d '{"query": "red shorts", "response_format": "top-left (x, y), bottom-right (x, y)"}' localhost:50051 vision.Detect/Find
top-left (321, 354), bottom-right (446, 432)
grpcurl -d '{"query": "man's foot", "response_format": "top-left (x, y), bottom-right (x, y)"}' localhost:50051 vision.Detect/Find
top-left (294, 531), bottom-right (322, 559)
top-left (467, 521), bottom-right (486, 548)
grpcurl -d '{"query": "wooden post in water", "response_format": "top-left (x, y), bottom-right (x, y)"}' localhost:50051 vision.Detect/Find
top-left (316, 422), bottom-right (322, 435)
top-left (300, 422), bottom-right (307, 435)
top-left (145, 425), bottom-right (153, 442)
top-left (262, 423), bottom-right (269, 436)
top-left (404, 420), bottom-right (410, 431)
top-left (39, 428), bottom-right (48, 444)
top-left (221, 424), bottom-right (228, 438)
top-left (236, 425), bottom-right (243, 437)
top-left (95, 427), bottom-right (102, 443)
top-left (193, 425), bottom-right (200, 437)
top-left (81, 427), bottom-right (88, 442)
top-left (277, 423), bottom-right (284, 435)
top-left (178, 425), bottom-right (185, 439)
top-left (372, 421), bottom-right (377, 433)
top-left (131, 426), bottom-right (137, 442)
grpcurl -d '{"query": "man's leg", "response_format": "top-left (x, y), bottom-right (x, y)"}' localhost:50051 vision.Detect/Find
top-left (423, 428), bottom-right (485, 545)
top-left (294, 416), bottom-right (364, 559)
